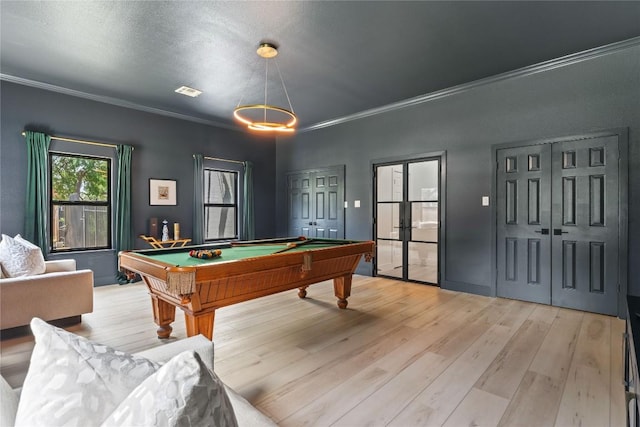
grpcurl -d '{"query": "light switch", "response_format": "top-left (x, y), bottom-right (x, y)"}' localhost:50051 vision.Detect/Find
top-left (482, 196), bottom-right (490, 206)
top-left (354, 200), bottom-right (361, 208)
top-left (344, 201), bottom-right (348, 208)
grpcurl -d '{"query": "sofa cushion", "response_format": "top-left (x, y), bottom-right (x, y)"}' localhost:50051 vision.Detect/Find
top-left (102, 350), bottom-right (238, 427)
top-left (15, 318), bottom-right (160, 426)
top-left (224, 385), bottom-right (278, 426)
top-left (0, 374), bottom-right (18, 427)
top-left (0, 234), bottom-right (46, 277)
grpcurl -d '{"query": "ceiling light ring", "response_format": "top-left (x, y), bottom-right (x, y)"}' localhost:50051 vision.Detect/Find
top-left (233, 42), bottom-right (297, 133)
top-left (233, 104), bottom-right (297, 129)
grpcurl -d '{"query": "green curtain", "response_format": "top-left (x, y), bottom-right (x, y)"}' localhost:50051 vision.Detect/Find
top-left (192, 154), bottom-right (204, 244)
top-left (115, 144), bottom-right (133, 252)
top-left (23, 131), bottom-right (51, 254)
top-left (242, 161), bottom-right (255, 240)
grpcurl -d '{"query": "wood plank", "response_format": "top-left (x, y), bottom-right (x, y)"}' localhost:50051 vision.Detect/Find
top-left (475, 304), bottom-right (557, 399)
top-left (442, 387), bottom-right (510, 427)
top-left (498, 307), bottom-right (584, 426)
top-left (528, 308), bottom-right (584, 380)
top-left (333, 350), bottom-right (448, 427)
top-left (498, 371), bottom-right (564, 427)
top-left (610, 318), bottom-right (626, 427)
top-left (555, 313), bottom-right (612, 427)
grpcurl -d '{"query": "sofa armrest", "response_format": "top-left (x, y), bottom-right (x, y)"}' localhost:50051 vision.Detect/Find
top-left (0, 269), bottom-right (93, 329)
top-left (134, 335), bottom-right (215, 372)
top-left (44, 259), bottom-right (76, 273)
top-left (1, 375), bottom-right (18, 427)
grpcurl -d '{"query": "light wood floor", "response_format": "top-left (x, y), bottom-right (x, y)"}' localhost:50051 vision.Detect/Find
top-left (0, 276), bottom-right (625, 426)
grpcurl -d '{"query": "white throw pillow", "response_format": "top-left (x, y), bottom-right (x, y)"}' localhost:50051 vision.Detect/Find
top-left (0, 234), bottom-right (46, 277)
top-left (14, 318), bottom-right (160, 427)
top-left (102, 351), bottom-right (238, 427)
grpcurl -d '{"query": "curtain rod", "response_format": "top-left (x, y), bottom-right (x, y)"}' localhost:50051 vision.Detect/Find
top-left (21, 131), bottom-right (132, 150)
top-left (195, 154), bottom-right (244, 165)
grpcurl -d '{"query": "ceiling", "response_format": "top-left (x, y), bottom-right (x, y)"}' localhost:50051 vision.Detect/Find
top-left (1, 1), bottom-right (639, 132)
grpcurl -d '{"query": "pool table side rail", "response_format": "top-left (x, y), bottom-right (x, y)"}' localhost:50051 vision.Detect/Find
top-left (120, 241), bottom-right (374, 282)
top-left (142, 252), bottom-right (364, 314)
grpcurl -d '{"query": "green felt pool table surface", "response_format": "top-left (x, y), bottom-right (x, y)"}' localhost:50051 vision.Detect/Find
top-left (138, 242), bottom-right (338, 266)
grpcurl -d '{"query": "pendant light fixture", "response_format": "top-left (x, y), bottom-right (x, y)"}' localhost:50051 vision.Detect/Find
top-left (233, 42), bottom-right (297, 133)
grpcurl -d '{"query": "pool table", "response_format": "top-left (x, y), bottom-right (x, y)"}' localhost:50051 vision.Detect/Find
top-left (118, 237), bottom-right (374, 340)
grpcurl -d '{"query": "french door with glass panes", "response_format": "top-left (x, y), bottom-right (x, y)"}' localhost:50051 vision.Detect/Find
top-left (375, 159), bottom-right (440, 284)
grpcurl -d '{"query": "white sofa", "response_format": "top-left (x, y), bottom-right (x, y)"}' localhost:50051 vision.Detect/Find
top-left (0, 334), bottom-right (276, 427)
top-left (0, 259), bottom-right (94, 330)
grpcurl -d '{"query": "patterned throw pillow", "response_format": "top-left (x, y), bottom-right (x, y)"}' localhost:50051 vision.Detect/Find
top-left (102, 351), bottom-right (238, 427)
top-left (14, 318), bottom-right (160, 427)
top-left (0, 234), bottom-right (46, 277)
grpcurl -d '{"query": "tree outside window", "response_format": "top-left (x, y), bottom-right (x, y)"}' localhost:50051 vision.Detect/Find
top-left (50, 153), bottom-right (111, 251)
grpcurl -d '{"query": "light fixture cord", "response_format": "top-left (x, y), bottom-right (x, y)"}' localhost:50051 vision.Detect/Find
top-left (264, 58), bottom-right (269, 122)
top-left (274, 59), bottom-right (295, 113)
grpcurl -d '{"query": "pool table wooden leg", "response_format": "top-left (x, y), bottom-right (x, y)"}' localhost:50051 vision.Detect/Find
top-left (333, 274), bottom-right (352, 309)
top-left (298, 286), bottom-right (308, 299)
top-left (184, 312), bottom-right (215, 341)
top-left (150, 295), bottom-right (175, 339)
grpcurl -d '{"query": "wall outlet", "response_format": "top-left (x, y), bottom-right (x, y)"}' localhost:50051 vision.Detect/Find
top-left (354, 200), bottom-right (361, 208)
top-left (482, 196), bottom-right (490, 206)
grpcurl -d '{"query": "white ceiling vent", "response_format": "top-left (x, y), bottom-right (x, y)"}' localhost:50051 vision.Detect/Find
top-left (174, 86), bottom-right (202, 97)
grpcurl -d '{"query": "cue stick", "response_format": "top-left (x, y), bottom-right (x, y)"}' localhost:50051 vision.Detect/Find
top-left (232, 237), bottom-right (361, 247)
top-left (231, 236), bottom-right (307, 246)
top-left (272, 238), bottom-right (317, 254)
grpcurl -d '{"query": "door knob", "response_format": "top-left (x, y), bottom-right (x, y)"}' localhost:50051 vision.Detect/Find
top-left (553, 229), bottom-right (569, 235)
top-left (534, 228), bottom-right (549, 235)
top-left (308, 222), bottom-right (313, 226)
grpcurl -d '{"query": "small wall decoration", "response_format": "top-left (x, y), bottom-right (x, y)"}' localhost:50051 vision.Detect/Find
top-left (149, 179), bottom-right (177, 205)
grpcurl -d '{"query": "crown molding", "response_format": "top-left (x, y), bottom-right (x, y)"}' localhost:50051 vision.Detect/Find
top-left (300, 36), bottom-right (640, 133)
top-left (0, 74), bottom-right (240, 132)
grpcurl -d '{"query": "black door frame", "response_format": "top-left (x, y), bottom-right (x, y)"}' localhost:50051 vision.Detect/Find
top-left (372, 151), bottom-right (447, 285)
top-left (490, 128), bottom-right (628, 318)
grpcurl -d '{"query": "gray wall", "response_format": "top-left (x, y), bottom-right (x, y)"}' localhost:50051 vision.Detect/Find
top-left (0, 81), bottom-right (277, 285)
top-left (2, 44), bottom-right (638, 296)
top-left (275, 45), bottom-right (640, 295)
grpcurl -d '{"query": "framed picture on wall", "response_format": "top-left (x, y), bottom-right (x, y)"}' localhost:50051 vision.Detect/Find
top-left (149, 179), bottom-right (177, 205)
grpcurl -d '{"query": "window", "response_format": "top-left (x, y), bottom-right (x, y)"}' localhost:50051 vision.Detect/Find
top-left (203, 169), bottom-right (238, 240)
top-left (50, 153), bottom-right (111, 251)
